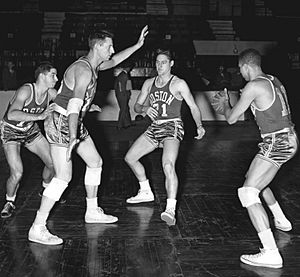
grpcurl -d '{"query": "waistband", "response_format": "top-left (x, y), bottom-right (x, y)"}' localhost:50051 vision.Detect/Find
top-left (153, 118), bottom-right (182, 124)
top-left (261, 127), bottom-right (295, 138)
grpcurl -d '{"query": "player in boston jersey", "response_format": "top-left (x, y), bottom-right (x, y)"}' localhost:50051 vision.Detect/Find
top-left (0, 62), bottom-right (58, 218)
top-left (215, 48), bottom-right (298, 268)
top-left (124, 49), bottom-right (205, 226)
top-left (28, 26), bottom-right (148, 245)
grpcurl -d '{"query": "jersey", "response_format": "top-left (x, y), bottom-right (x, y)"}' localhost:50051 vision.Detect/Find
top-left (149, 75), bottom-right (182, 121)
top-left (2, 83), bottom-right (49, 131)
top-left (250, 75), bottom-right (294, 134)
top-left (54, 57), bottom-right (98, 120)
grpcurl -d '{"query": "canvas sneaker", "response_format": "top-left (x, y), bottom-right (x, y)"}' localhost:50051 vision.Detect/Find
top-left (126, 190), bottom-right (154, 204)
top-left (161, 208), bottom-right (176, 226)
top-left (1, 201), bottom-right (15, 218)
top-left (274, 218), bottom-right (292, 232)
top-left (240, 248), bottom-right (283, 268)
top-left (28, 225), bottom-right (63, 245)
top-left (85, 207), bottom-right (118, 223)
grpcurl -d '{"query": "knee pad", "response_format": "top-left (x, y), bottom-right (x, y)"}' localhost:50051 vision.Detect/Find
top-left (84, 166), bottom-right (102, 186)
top-left (43, 177), bottom-right (68, 201)
top-left (238, 187), bottom-right (261, 208)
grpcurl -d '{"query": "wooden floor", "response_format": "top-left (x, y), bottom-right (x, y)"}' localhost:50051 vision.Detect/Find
top-left (1, 119), bottom-right (300, 277)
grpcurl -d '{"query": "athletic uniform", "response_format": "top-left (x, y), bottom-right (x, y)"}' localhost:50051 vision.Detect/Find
top-left (144, 75), bottom-right (184, 147)
top-left (0, 83), bottom-right (48, 145)
top-left (251, 75), bottom-right (298, 167)
top-left (45, 57), bottom-right (97, 146)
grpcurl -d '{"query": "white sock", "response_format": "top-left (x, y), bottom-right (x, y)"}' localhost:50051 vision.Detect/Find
top-left (6, 194), bottom-right (16, 202)
top-left (42, 181), bottom-right (49, 188)
top-left (86, 197), bottom-right (98, 210)
top-left (258, 228), bottom-right (277, 250)
top-left (166, 198), bottom-right (177, 211)
top-left (34, 210), bottom-right (49, 226)
top-left (139, 179), bottom-right (151, 191)
top-left (269, 201), bottom-right (287, 221)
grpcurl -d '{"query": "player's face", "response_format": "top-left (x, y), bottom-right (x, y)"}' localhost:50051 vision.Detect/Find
top-left (156, 54), bottom-right (173, 75)
top-left (44, 68), bottom-right (58, 88)
top-left (98, 37), bottom-right (115, 61)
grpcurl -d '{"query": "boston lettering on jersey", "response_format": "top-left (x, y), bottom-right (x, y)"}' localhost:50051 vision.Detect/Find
top-left (22, 107), bottom-right (45, 114)
top-left (149, 90), bottom-right (175, 106)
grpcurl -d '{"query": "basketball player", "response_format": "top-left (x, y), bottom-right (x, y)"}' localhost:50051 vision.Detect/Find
top-left (28, 26), bottom-right (149, 245)
top-left (215, 48), bottom-right (298, 268)
top-left (0, 62), bottom-right (58, 218)
top-left (124, 49), bottom-right (205, 226)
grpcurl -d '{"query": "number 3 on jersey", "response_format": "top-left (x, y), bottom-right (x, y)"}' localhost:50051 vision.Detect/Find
top-left (153, 103), bottom-right (167, 117)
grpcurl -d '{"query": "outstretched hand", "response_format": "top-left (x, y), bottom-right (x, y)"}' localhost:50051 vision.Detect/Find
top-left (136, 25), bottom-right (149, 48)
top-left (211, 88), bottom-right (230, 115)
top-left (145, 106), bottom-right (158, 121)
top-left (66, 138), bottom-right (79, 162)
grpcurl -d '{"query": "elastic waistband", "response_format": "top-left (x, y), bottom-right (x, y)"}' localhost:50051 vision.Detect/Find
top-left (261, 127), bottom-right (294, 138)
top-left (154, 118), bottom-right (182, 124)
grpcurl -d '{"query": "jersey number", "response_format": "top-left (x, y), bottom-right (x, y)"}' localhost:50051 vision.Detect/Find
top-left (153, 103), bottom-right (167, 117)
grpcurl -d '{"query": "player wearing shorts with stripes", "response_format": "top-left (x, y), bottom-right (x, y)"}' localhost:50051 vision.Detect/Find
top-left (28, 26), bottom-right (149, 245)
top-left (0, 63), bottom-right (58, 218)
top-left (125, 49), bottom-right (205, 226)
top-left (216, 48), bottom-right (298, 268)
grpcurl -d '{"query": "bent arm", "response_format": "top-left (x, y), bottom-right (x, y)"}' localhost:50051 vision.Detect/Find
top-left (224, 83), bottom-right (256, 124)
top-left (134, 79), bottom-right (153, 113)
top-left (7, 86), bottom-right (44, 121)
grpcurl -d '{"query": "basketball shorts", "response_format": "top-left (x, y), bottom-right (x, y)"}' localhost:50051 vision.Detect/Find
top-left (45, 111), bottom-right (89, 147)
top-left (143, 119), bottom-right (184, 148)
top-left (257, 127), bottom-right (299, 168)
top-left (0, 120), bottom-right (43, 146)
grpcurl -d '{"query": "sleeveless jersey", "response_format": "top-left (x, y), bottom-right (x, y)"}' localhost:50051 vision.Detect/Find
top-left (149, 75), bottom-right (182, 120)
top-left (54, 57), bottom-right (98, 119)
top-left (250, 75), bottom-right (294, 134)
top-left (2, 83), bottom-right (49, 131)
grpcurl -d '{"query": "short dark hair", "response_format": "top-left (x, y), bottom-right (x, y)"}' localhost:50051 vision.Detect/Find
top-left (156, 48), bottom-right (174, 61)
top-left (88, 30), bottom-right (114, 49)
top-left (239, 48), bottom-right (261, 67)
top-left (34, 62), bottom-right (55, 80)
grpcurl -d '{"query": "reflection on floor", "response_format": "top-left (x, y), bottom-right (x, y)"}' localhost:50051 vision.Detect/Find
top-left (0, 120), bottom-right (299, 277)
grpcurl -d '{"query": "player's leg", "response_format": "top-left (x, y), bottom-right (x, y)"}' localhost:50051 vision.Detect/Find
top-left (238, 156), bottom-right (282, 268)
top-left (25, 134), bottom-right (54, 186)
top-left (124, 134), bottom-right (156, 204)
top-left (1, 143), bottom-right (22, 218)
top-left (28, 144), bottom-right (71, 245)
top-left (76, 136), bottom-right (117, 223)
top-left (261, 187), bottom-right (292, 231)
top-left (160, 139), bottom-right (180, 226)
top-left (26, 131), bottom-right (66, 203)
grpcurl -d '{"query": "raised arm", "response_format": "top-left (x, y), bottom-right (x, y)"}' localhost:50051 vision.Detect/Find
top-left (99, 26), bottom-right (148, 71)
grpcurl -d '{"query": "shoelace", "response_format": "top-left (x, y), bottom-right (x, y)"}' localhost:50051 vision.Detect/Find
top-left (6, 202), bottom-right (15, 209)
top-left (247, 248), bottom-right (265, 258)
top-left (164, 209), bottom-right (175, 216)
top-left (38, 226), bottom-right (58, 240)
top-left (96, 207), bottom-right (104, 214)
